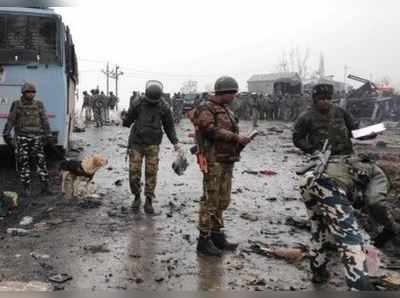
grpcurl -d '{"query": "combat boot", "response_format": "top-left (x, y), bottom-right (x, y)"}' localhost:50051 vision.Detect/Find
top-left (144, 197), bottom-right (155, 214)
top-left (211, 231), bottom-right (238, 251)
top-left (40, 181), bottom-right (54, 196)
top-left (131, 195), bottom-right (141, 212)
top-left (310, 262), bottom-right (330, 284)
top-left (22, 183), bottom-right (32, 198)
top-left (197, 232), bottom-right (222, 257)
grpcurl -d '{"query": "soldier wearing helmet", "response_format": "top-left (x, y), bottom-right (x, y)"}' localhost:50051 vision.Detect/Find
top-left (121, 80), bottom-right (180, 214)
top-left (2, 82), bottom-right (53, 197)
top-left (189, 76), bottom-right (253, 256)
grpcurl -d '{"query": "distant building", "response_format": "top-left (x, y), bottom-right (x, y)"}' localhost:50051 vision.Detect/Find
top-left (247, 72), bottom-right (302, 95)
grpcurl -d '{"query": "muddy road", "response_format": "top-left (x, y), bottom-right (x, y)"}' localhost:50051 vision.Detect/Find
top-left (0, 119), bottom-right (398, 291)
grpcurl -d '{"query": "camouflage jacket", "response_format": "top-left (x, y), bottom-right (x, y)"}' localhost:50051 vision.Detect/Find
top-left (3, 96), bottom-right (50, 137)
top-left (123, 97), bottom-right (178, 146)
top-left (293, 104), bottom-right (358, 155)
top-left (195, 98), bottom-right (240, 163)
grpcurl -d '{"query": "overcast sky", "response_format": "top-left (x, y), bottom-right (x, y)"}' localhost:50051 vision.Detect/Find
top-left (56, 0), bottom-right (400, 108)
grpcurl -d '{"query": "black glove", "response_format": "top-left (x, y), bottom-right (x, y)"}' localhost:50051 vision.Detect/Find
top-left (3, 135), bottom-right (15, 152)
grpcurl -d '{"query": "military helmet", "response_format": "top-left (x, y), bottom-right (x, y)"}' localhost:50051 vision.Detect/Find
top-left (312, 84), bottom-right (333, 99)
top-left (21, 82), bottom-right (36, 93)
top-left (145, 80), bottom-right (163, 103)
top-left (214, 76), bottom-right (239, 94)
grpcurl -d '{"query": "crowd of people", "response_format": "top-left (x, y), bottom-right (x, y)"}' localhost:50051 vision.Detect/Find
top-left (81, 89), bottom-right (119, 127)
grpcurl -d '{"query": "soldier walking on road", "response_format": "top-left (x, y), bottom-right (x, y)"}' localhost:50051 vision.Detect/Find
top-left (109, 91), bottom-right (118, 112)
top-left (190, 76), bottom-right (253, 257)
top-left (292, 83), bottom-right (382, 291)
top-left (92, 89), bottom-right (104, 128)
top-left (122, 80), bottom-right (181, 214)
top-left (82, 91), bottom-right (91, 122)
top-left (2, 82), bottom-right (54, 197)
top-left (250, 92), bottom-right (259, 128)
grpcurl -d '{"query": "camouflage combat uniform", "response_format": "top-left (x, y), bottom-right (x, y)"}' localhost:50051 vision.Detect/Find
top-left (194, 98), bottom-right (241, 234)
top-left (3, 96), bottom-right (51, 189)
top-left (123, 97), bottom-right (178, 201)
top-left (293, 104), bottom-right (373, 290)
top-left (92, 92), bottom-right (104, 127)
top-left (82, 92), bottom-right (91, 122)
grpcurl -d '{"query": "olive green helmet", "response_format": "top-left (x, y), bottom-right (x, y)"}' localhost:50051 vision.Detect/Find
top-left (214, 76), bottom-right (239, 94)
top-left (21, 82), bottom-right (36, 93)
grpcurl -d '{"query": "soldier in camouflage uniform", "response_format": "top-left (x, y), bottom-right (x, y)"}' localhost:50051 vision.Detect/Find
top-left (191, 76), bottom-right (252, 257)
top-left (250, 92), bottom-right (259, 128)
top-left (293, 84), bottom-right (376, 291)
top-left (92, 89), bottom-right (104, 127)
top-left (109, 91), bottom-right (118, 112)
top-left (2, 82), bottom-right (53, 197)
top-left (122, 80), bottom-right (180, 214)
top-left (82, 91), bottom-right (91, 122)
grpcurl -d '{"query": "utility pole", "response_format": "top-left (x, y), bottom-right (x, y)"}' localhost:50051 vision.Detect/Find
top-left (114, 65), bottom-right (124, 98)
top-left (344, 65), bottom-right (348, 93)
top-left (110, 65), bottom-right (124, 110)
top-left (101, 62), bottom-right (111, 95)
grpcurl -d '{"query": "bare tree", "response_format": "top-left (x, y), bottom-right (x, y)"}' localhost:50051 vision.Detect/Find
top-left (180, 80), bottom-right (198, 94)
top-left (275, 46), bottom-right (311, 80)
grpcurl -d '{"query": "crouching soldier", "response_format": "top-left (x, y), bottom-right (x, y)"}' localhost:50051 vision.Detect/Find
top-left (292, 83), bottom-right (387, 291)
top-left (190, 76), bottom-right (252, 257)
top-left (122, 80), bottom-right (181, 214)
top-left (2, 82), bottom-right (53, 197)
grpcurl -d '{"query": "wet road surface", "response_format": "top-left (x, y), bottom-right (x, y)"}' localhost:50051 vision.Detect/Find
top-left (0, 119), bottom-right (398, 291)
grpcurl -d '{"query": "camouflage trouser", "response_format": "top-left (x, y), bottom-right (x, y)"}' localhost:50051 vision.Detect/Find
top-left (84, 107), bottom-right (92, 122)
top-left (199, 162), bottom-right (233, 233)
top-left (93, 108), bottom-right (103, 127)
top-left (15, 135), bottom-right (49, 185)
top-left (252, 108), bottom-right (259, 127)
top-left (128, 145), bottom-right (160, 198)
top-left (300, 173), bottom-right (371, 291)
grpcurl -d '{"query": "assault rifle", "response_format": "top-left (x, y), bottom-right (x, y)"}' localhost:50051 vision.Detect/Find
top-left (296, 139), bottom-right (332, 177)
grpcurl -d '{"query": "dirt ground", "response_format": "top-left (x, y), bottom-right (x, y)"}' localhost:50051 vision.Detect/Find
top-left (0, 119), bottom-right (399, 291)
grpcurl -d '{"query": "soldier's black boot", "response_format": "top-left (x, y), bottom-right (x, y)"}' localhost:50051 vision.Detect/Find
top-left (22, 183), bottom-right (32, 198)
top-left (211, 231), bottom-right (238, 251)
top-left (41, 181), bottom-right (54, 196)
top-left (310, 261), bottom-right (330, 284)
top-left (197, 232), bottom-right (222, 257)
top-left (131, 195), bottom-right (141, 212)
top-left (144, 197), bottom-right (155, 214)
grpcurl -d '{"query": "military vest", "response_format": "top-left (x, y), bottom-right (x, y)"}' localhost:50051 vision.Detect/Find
top-left (308, 106), bottom-right (353, 155)
top-left (15, 99), bottom-right (42, 134)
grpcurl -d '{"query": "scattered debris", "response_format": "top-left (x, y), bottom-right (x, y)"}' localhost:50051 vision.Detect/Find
top-left (114, 179), bottom-right (123, 186)
top-left (285, 217), bottom-right (310, 231)
top-left (33, 222), bottom-right (50, 231)
top-left (78, 198), bottom-right (103, 209)
top-left (249, 241), bottom-right (308, 264)
top-left (19, 216), bottom-right (34, 226)
top-left (0, 281), bottom-right (51, 291)
top-left (371, 274), bottom-right (400, 290)
top-left (240, 213), bottom-right (259, 222)
top-left (242, 170), bottom-right (277, 176)
top-left (48, 273), bottom-right (73, 284)
top-left (84, 244), bottom-right (111, 254)
top-left (7, 228), bottom-right (30, 236)
top-left (248, 278), bottom-right (267, 286)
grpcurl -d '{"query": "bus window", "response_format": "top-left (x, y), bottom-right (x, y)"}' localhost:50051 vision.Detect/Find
top-left (0, 15), bottom-right (60, 65)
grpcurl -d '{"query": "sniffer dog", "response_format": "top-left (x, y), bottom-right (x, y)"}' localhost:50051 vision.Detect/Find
top-left (60, 154), bottom-right (107, 199)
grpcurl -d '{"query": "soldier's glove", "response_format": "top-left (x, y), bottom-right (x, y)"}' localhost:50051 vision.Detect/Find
top-left (3, 135), bottom-right (15, 152)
